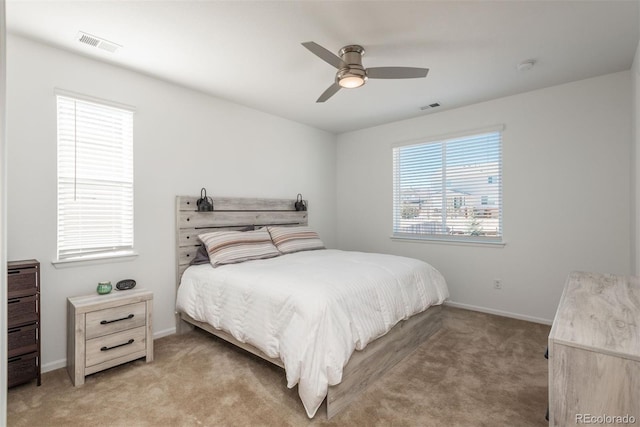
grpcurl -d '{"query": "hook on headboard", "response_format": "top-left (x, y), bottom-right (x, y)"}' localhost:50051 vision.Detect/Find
top-left (197, 188), bottom-right (214, 212)
top-left (294, 194), bottom-right (307, 211)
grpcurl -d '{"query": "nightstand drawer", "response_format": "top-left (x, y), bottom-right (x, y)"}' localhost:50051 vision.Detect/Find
top-left (8, 266), bottom-right (38, 298)
top-left (86, 326), bottom-right (146, 368)
top-left (8, 351), bottom-right (38, 388)
top-left (8, 323), bottom-right (38, 358)
top-left (85, 302), bottom-right (146, 340)
top-left (8, 295), bottom-right (38, 327)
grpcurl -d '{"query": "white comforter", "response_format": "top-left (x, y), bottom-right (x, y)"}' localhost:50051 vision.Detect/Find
top-left (176, 249), bottom-right (449, 417)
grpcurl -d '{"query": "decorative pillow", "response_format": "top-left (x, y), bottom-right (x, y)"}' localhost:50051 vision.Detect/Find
top-left (267, 226), bottom-right (325, 254)
top-left (190, 226), bottom-right (254, 266)
top-left (198, 228), bottom-right (280, 267)
top-left (189, 244), bottom-right (211, 266)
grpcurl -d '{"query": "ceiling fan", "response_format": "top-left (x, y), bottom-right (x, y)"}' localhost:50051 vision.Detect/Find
top-left (302, 41), bottom-right (429, 103)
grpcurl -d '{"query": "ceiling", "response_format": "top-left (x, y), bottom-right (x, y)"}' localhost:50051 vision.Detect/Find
top-left (6, 0), bottom-right (640, 134)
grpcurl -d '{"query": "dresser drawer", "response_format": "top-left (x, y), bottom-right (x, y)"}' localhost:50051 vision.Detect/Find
top-left (8, 323), bottom-right (38, 358)
top-left (86, 326), bottom-right (146, 368)
top-left (8, 351), bottom-right (38, 388)
top-left (8, 295), bottom-right (38, 327)
top-left (85, 302), bottom-right (146, 340)
top-left (8, 267), bottom-right (38, 298)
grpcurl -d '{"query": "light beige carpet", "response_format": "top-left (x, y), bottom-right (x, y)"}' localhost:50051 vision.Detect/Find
top-left (8, 307), bottom-right (550, 427)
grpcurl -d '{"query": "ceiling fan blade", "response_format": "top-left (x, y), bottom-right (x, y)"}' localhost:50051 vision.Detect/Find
top-left (367, 67), bottom-right (429, 79)
top-left (316, 83), bottom-right (341, 103)
top-left (302, 41), bottom-right (345, 69)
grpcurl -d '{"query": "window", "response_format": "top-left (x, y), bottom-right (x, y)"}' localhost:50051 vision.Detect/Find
top-left (392, 128), bottom-right (502, 243)
top-left (56, 93), bottom-right (134, 261)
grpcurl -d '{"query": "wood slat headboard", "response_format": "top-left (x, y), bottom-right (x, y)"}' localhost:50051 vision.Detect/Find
top-left (175, 196), bottom-right (308, 287)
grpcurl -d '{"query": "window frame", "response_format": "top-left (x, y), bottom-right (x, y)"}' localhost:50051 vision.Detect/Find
top-left (53, 89), bottom-right (137, 266)
top-left (391, 125), bottom-right (505, 246)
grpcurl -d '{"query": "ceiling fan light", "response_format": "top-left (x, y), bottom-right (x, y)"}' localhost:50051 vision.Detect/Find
top-left (337, 67), bottom-right (367, 89)
top-left (339, 75), bottom-right (365, 88)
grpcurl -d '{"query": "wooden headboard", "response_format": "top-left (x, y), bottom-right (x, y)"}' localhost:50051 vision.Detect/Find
top-left (175, 196), bottom-right (308, 287)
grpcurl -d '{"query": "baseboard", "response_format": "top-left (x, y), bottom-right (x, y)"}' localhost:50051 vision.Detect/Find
top-left (154, 326), bottom-right (176, 339)
top-left (42, 308), bottom-right (550, 374)
top-left (445, 300), bottom-right (553, 325)
top-left (42, 359), bottom-right (67, 373)
top-left (42, 327), bottom-right (178, 373)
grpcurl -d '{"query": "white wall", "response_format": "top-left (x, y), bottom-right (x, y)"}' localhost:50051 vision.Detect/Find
top-left (1, 0), bottom-right (7, 422)
top-left (634, 39), bottom-right (640, 275)
top-left (6, 35), bottom-right (337, 371)
top-left (336, 71), bottom-right (632, 323)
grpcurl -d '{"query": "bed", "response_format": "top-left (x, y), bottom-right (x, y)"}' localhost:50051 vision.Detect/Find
top-left (175, 196), bottom-right (449, 418)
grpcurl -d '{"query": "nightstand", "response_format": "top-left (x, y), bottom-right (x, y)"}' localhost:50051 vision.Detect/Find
top-left (67, 288), bottom-right (153, 386)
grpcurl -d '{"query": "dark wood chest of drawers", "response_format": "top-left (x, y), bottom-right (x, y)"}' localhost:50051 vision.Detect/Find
top-left (7, 259), bottom-right (41, 388)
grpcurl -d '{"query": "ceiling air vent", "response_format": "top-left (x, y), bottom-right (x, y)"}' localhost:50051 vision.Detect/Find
top-left (420, 102), bottom-right (441, 111)
top-left (77, 32), bottom-right (121, 53)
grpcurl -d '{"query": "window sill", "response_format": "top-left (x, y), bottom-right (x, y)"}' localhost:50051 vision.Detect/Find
top-left (390, 235), bottom-right (505, 248)
top-left (52, 251), bottom-right (139, 269)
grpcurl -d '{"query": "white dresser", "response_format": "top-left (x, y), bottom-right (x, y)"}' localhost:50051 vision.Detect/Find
top-left (548, 271), bottom-right (640, 426)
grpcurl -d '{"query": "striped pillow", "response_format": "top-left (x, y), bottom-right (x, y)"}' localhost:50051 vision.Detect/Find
top-left (267, 226), bottom-right (325, 254)
top-left (198, 229), bottom-right (280, 267)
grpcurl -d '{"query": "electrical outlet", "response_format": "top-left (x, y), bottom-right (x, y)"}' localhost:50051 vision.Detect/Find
top-left (493, 279), bottom-right (503, 290)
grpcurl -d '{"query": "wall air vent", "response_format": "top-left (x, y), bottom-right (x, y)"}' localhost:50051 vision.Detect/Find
top-left (420, 102), bottom-right (441, 111)
top-left (77, 32), bottom-right (121, 53)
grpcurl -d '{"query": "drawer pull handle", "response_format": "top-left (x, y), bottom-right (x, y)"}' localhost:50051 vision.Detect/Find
top-left (8, 356), bottom-right (22, 363)
top-left (100, 314), bottom-right (134, 325)
top-left (8, 298), bottom-right (21, 304)
top-left (101, 339), bottom-right (134, 352)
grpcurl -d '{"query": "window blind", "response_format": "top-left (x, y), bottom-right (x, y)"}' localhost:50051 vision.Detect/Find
top-left (56, 95), bottom-right (134, 260)
top-left (393, 130), bottom-right (502, 242)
